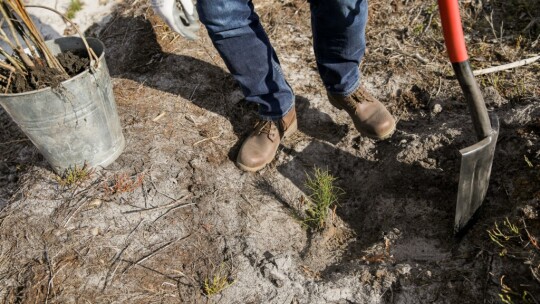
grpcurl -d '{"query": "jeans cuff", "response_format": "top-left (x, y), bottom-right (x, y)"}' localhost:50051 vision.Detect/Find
top-left (327, 76), bottom-right (361, 97)
top-left (258, 98), bottom-right (295, 121)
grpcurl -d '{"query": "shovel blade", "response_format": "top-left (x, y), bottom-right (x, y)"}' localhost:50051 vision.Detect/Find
top-left (455, 115), bottom-right (499, 233)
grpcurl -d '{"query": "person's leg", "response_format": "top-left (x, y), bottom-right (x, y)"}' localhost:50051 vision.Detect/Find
top-left (197, 0), bottom-right (297, 171)
top-left (309, 0), bottom-right (367, 95)
top-left (197, 0), bottom-right (294, 120)
top-left (309, 0), bottom-right (395, 139)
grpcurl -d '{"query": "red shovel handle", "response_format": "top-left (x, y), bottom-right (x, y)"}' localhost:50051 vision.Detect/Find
top-left (438, 0), bottom-right (468, 63)
top-left (438, 0), bottom-right (492, 139)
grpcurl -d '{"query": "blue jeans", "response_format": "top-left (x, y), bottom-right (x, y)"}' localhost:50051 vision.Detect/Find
top-left (197, 0), bottom-right (368, 120)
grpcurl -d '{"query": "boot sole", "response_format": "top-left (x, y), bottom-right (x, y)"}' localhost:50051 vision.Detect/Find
top-left (364, 122), bottom-right (396, 140)
top-left (236, 119), bottom-right (298, 172)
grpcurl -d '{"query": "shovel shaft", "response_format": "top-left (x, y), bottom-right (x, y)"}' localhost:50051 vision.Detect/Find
top-left (438, 0), bottom-right (492, 139)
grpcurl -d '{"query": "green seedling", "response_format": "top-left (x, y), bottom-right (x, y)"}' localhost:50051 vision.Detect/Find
top-left (203, 264), bottom-right (234, 297)
top-left (66, 0), bottom-right (83, 20)
top-left (303, 167), bottom-right (344, 230)
top-left (56, 163), bottom-right (93, 187)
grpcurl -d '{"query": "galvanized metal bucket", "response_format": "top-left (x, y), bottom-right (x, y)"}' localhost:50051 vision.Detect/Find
top-left (0, 37), bottom-right (125, 173)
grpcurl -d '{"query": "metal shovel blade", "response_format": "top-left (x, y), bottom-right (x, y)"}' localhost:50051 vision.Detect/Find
top-left (454, 115), bottom-right (499, 233)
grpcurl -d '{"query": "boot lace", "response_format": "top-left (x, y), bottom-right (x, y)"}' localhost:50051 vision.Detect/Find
top-left (253, 120), bottom-right (276, 140)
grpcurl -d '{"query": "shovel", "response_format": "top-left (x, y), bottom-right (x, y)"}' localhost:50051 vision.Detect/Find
top-left (438, 0), bottom-right (499, 233)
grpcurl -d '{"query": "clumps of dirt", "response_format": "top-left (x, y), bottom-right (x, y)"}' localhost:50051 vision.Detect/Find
top-left (2, 51), bottom-right (90, 94)
top-left (8, 65), bottom-right (67, 93)
top-left (56, 51), bottom-right (90, 76)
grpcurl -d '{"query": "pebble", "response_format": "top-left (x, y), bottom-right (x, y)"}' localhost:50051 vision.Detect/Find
top-left (432, 103), bottom-right (443, 114)
top-left (396, 264), bottom-right (411, 275)
top-left (88, 198), bottom-right (102, 208)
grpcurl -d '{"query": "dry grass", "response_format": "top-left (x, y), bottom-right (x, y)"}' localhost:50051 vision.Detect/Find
top-left (102, 172), bottom-right (144, 195)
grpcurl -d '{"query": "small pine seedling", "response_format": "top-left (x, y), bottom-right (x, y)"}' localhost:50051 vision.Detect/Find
top-left (303, 167), bottom-right (344, 230)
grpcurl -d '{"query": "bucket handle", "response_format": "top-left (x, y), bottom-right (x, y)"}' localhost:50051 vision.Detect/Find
top-left (24, 5), bottom-right (100, 69)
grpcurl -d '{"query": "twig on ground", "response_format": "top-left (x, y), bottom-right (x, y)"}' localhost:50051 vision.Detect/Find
top-left (422, 12), bottom-right (434, 35)
top-left (193, 131), bottom-right (223, 146)
top-left (43, 245), bottom-right (53, 304)
top-left (241, 194), bottom-right (255, 208)
top-left (122, 194), bottom-right (191, 214)
top-left (148, 178), bottom-right (178, 201)
top-left (189, 83), bottom-right (200, 100)
top-left (152, 202), bottom-right (196, 223)
top-left (522, 18), bottom-right (539, 33)
top-left (484, 10), bottom-right (504, 48)
top-left (63, 197), bottom-right (89, 227)
top-left (386, 47), bottom-right (429, 64)
top-left (152, 111), bottom-right (166, 122)
top-left (110, 219), bottom-right (144, 265)
top-left (122, 234), bottom-right (191, 275)
top-left (473, 56), bottom-right (540, 76)
top-left (522, 219), bottom-right (540, 251)
top-left (434, 76), bottom-right (442, 97)
top-left (103, 219), bottom-right (145, 291)
top-left (122, 261), bottom-right (183, 282)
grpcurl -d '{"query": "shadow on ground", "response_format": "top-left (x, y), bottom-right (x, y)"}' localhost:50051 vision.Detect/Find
top-left (91, 14), bottom-right (502, 301)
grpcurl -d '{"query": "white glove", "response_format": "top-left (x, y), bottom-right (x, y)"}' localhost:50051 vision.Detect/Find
top-left (151, 0), bottom-right (199, 40)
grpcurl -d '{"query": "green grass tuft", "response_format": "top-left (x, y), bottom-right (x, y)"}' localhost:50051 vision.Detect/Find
top-left (56, 163), bottom-right (93, 187)
top-left (66, 0), bottom-right (84, 20)
top-left (203, 264), bottom-right (234, 297)
top-left (303, 167), bottom-right (344, 230)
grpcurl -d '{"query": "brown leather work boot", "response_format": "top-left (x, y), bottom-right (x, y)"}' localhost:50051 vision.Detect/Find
top-left (328, 87), bottom-right (396, 139)
top-left (236, 108), bottom-right (297, 172)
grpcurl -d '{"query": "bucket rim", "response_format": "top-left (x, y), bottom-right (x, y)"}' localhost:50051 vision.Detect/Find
top-left (0, 37), bottom-right (106, 98)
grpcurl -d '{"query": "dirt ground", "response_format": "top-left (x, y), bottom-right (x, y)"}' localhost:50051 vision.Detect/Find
top-left (1, 0), bottom-right (539, 303)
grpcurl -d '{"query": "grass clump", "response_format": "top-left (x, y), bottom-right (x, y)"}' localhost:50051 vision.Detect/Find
top-left (56, 163), bottom-right (93, 187)
top-left (303, 167), bottom-right (344, 230)
top-left (203, 264), bottom-right (234, 297)
top-left (66, 0), bottom-right (83, 20)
